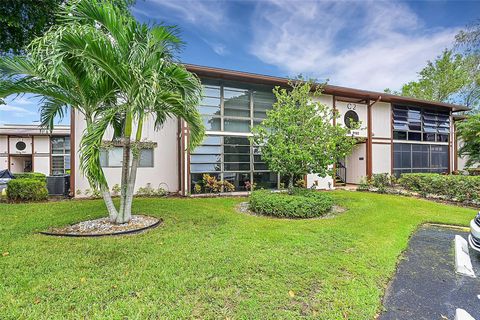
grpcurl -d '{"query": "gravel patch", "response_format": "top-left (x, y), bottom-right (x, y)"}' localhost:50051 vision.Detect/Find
top-left (42, 215), bottom-right (160, 236)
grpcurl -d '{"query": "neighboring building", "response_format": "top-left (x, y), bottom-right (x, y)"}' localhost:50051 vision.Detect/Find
top-left (71, 65), bottom-right (470, 197)
top-left (0, 124), bottom-right (71, 176)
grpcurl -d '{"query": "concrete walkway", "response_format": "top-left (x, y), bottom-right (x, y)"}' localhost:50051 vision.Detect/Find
top-left (380, 226), bottom-right (480, 320)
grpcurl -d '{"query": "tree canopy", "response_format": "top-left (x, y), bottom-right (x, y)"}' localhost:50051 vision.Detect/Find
top-left (457, 113), bottom-right (480, 168)
top-left (251, 79), bottom-right (359, 190)
top-left (0, 0), bottom-right (136, 55)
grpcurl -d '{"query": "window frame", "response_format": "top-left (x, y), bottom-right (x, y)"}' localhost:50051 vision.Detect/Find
top-left (50, 136), bottom-right (71, 176)
top-left (99, 147), bottom-right (154, 168)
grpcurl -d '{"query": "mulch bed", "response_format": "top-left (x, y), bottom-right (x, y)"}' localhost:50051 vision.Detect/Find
top-left (41, 214), bottom-right (161, 237)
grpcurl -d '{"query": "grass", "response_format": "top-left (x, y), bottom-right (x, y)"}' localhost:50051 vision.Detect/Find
top-left (0, 191), bottom-right (476, 319)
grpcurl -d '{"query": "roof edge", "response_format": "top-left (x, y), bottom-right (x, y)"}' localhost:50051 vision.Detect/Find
top-left (185, 64), bottom-right (470, 112)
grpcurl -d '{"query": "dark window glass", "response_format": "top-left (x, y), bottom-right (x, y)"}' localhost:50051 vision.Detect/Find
top-left (254, 163), bottom-right (269, 170)
top-left (224, 136), bottom-right (250, 145)
top-left (254, 172), bottom-right (278, 189)
top-left (224, 119), bottom-right (250, 132)
top-left (224, 163), bottom-right (250, 171)
top-left (224, 145), bottom-right (250, 154)
top-left (223, 172), bottom-right (251, 191)
top-left (393, 143), bottom-right (448, 175)
top-left (224, 154), bottom-right (250, 162)
top-left (393, 131), bottom-right (407, 140)
top-left (436, 134), bottom-right (449, 142)
top-left (408, 132), bottom-right (422, 141)
top-left (423, 133), bottom-right (436, 142)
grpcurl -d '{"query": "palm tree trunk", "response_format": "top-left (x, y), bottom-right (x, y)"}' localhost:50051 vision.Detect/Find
top-left (102, 187), bottom-right (118, 222)
top-left (288, 175), bottom-right (294, 194)
top-left (123, 153), bottom-right (139, 220)
top-left (117, 137), bottom-right (131, 224)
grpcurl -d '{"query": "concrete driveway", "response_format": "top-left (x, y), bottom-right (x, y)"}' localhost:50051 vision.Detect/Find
top-left (380, 225), bottom-right (480, 320)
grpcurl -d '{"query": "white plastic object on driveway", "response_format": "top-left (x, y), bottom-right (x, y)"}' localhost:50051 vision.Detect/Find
top-left (455, 308), bottom-right (476, 320)
top-left (454, 235), bottom-right (476, 278)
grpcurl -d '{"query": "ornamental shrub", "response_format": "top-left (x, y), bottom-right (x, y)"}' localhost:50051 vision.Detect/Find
top-left (399, 173), bottom-right (480, 202)
top-left (249, 189), bottom-right (333, 219)
top-left (13, 172), bottom-right (47, 183)
top-left (7, 179), bottom-right (48, 202)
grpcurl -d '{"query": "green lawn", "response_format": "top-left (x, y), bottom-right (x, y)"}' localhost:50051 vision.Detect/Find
top-left (0, 191), bottom-right (475, 319)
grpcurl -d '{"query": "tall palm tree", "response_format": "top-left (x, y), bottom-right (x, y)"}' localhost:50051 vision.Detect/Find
top-left (0, 0), bottom-right (205, 224)
top-left (0, 42), bottom-right (121, 220)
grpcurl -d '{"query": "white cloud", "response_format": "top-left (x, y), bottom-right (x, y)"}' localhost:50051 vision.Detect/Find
top-left (250, 0), bottom-right (458, 91)
top-left (0, 100), bottom-right (37, 118)
top-left (133, 0), bottom-right (227, 29)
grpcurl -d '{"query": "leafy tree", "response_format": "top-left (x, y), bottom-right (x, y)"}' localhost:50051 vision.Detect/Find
top-left (0, 0), bottom-right (204, 224)
top-left (457, 113), bottom-right (480, 168)
top-left (385, 49), bottom-right (472, 106)
top-left (251, 80), bottom-right (359, 191)
top-left (0, 0), bottom-right (136, 55)
top-left (455, 21), bottom-right (480, 111)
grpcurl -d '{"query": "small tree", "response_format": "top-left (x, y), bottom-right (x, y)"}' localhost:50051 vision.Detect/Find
top-left (457, 113), bottom-right (480, 168)
top-left (251, 79), bottom-right (359, 191)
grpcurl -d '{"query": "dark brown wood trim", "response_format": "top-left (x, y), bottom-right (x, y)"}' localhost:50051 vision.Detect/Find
top-left (332, 95), bottom-right (337, 187)
top-left (31, 136), bottom-right (35, 172)
top-left (70, 109), bottom-right (76, 197)
top-left (448, 111), bottom-right (452, 173)
top-left (186, 124), bottom-right (191, 196)
top-left (372, 141), bottom-right (392, 145)
top-left (390, 105), bottom-right (394, 175)
top-left (177, 118), bottom-right (182, 194)
top-left (366, 100), bottom-right (373, 178)
top-left (372, 137), bottom-right (391, 141)
top-left (7, 135), bottom-right (10, 171)
top-left (454, 121), bottom-right (458, 172)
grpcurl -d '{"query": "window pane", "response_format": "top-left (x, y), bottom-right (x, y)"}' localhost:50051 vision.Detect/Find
top-left (436, 134), bottom-right (449, 142)
top-left (201, 135), bottom-right (222, 145)
top-left (253, 172), bottom-right (278, 189)
top-left (191, 154), bottom-right (221, 163)
top-left (193, 145), bottom-right (222, 154)
top-left (52, 155), bottom-right (65, 175)
top-left (203, 86), bottom-right (220, 98)
top-left (254, 163), bottom-right (269, 170)
top-left (198, 106), bottom-right (221, 116)
top-left (224, 136), bottom-right (250, 145)
top-left (393, 131), bottom-right (407, 140)
top-left (223, 172), bottom-right (251, 191)
top-left (51, 137), bottom-right (65, 154)
top-left (203, 116), bottom-right (221, 131)
top-left (423, 133), bottom-right (436, 142)
top-left (100, 150), bottom-right (108, 167)
top-left (108, 147), bottom-right (123, 166)
top-left (191, 163), bottom-right (221, 172)
top-left (224, 88), bottom-right (250, 117)
top-left (224, 163), bottom-right (250, 171)
top-left (408, 132), bottom-right (421, 141)
top-left (139, 149), bottom-right (153, 167)
top-left (224, 154), bottom-right (250, 162)
top-left (224, 145), bottom-right (250, 153)
top-left (224, 119), bottom-right (250, 132)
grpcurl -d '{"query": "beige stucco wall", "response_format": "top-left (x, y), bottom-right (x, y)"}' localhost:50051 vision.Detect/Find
top-left (74, 111), bottom-right (179, 197)
top-left (371, 102), bottom-right (391, 139)
top-left (9, 137), bottom-right (32, 155)
top-left (10, 156), bottom-right (30, 173)
top-left (372, 144), bottom-right (391, 174)
top-left (33, 136), bottom-right (50, 154)
top-left (0, 157), bottom-right (7, 171)
top-left (34, 156), bottom-right (50, 175)
top-left (0, 136), bottom-right (7, 154)
top-left (335, 101), bottom-right (368, 138)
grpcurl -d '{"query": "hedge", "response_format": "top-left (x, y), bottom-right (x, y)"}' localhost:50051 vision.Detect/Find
top-left (249, 188), bottom-right (333, 219)
top-left (399, 173), bottom-right (480, 202)
top-left (13, 172), bottom-right (47, 183)
top-left (7, 179), bottom-right (48, 202)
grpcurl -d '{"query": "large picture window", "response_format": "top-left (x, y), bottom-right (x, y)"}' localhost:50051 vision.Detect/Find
top-left (100, 147), bottom-right (154, 167)
top-left (199, 79), bottom-right (276, 133)
top-left (190, 135), bottom-right (278, 192)
top-left (393, 105), bottom-right (450, 142)
top-left (393, 143), bottom-right (448, 176)
top-left (51, 136), bottom-right (71, 175)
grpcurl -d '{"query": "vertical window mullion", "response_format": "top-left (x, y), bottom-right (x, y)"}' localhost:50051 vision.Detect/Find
top-left (220, 83), bottom-right (224, 132)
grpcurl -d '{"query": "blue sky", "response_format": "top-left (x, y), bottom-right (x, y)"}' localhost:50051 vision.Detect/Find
top-left (2, 0), bottom-right (479, 125)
